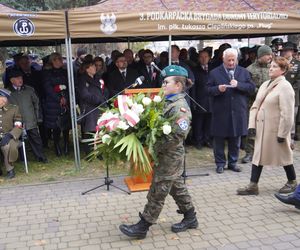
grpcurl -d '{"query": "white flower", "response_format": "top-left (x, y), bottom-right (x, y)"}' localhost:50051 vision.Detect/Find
top-left (126, 97), bottom-right (133, 107)
top-left (117, 120), bottom-right (129, 130)
top-left (153, 95), bottom-right (162, 103)
top-left (142, 97), bottom-right (152, 106)
top-left (102, 134), bottom-right (111, 144)
top-left (162, 124), bottom-right (172, 135)
top-left (131, 103), bottom-right (144, 114)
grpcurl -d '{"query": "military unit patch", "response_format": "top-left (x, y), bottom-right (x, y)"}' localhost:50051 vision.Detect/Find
top-left (176, 118), bottom-right (189, 130)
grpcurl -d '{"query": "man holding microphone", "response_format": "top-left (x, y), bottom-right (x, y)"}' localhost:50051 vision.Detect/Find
top-left (207, 48), bottom-right (255, 174)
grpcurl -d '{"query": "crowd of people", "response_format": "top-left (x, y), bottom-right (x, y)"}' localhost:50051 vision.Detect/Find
top-left (0, 39), bottom-right (299, 188)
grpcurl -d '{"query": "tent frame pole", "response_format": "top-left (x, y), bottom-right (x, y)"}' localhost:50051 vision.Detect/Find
top-left (168, 35), bottom-right (172, 65)
top-left (65, 37), bottom-right (81, 170)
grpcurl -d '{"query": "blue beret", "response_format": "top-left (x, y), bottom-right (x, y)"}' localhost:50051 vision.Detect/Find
top-left (161, 65), bottom-right (188, 79)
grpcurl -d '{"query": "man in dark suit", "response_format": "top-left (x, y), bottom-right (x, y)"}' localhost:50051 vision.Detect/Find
top-left (208, 48), bottom-right (255, 174)
top-left (124, 49), bottom-right (139, 70)
top-left (171, 45), bottom-right (195, 83)
top-left (106, 53), bottom-right (140, 98)
top-left (137, 49), bottom-right (159, 88)
top-left (191, 50), bottom-right (212, 149)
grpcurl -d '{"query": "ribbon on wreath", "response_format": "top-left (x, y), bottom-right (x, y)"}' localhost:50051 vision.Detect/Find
top-left (118, 95), bottom-right (139, 127)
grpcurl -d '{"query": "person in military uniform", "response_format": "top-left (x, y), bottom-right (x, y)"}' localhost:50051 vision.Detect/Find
top-left (241, 45), bottom-right (273, 163)
top-left (281, 42), bottom-right (300, 143)
top-left (271, 38), bottom-right (284, 57)
top-left (0, 88), bottom-right (22, 179)
top-left (119, 65), bottom-right (198, 239)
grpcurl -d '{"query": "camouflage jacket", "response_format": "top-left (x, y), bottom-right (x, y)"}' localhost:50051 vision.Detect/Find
top-left (285, 58), bottom-right (300, 106)
top-left (247, 60), bottom-right (270, 106)
top-left (0, 103), bottom-right (22, 139)
top-left (154, 93), bottom-right (191, 182)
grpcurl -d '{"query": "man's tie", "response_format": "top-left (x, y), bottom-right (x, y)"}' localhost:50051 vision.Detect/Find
top-left (121, 71), bottom-right (126, 81)
top-left (203, 65), bottom-right (208, 72)
top-left (148, 66), bottom-right (152, 79)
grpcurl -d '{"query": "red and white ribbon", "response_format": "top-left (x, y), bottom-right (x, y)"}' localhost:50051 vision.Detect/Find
top-left (123, 110), bottom-right (140, 127)
top-left (118, 95), bottom-right (129, 115)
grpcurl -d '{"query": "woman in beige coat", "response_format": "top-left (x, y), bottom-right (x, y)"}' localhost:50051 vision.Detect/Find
top-left (237, 57), bottom-right (297, 195)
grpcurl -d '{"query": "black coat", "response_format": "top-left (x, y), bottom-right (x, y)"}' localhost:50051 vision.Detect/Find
top-left (207, 65), bottom-right (255, 137)
top-left (106, 67), bottom-right (139, 98)
top-left (42, 68), bottom-right (69, 129)
top-left (78, 73), bottom-right (106, 132)
top-left (137, 64), bottom-right (160, 88)
top-left (191, 65), bottom-right (211, 113)
top-left (21, 67), bottom-right (43, 98)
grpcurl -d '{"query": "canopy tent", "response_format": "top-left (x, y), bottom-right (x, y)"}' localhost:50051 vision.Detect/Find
top-left (68, 0), bottom-right (300, 43)
top-left (0, 6), bottom-right (66, 46)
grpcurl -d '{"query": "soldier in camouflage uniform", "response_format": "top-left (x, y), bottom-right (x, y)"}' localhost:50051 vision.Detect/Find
top-left (0, 89), bottom-right (22, 179)
top-left (241, 45), bottom-right (272, 164)
top-left (281, 42), bottom-right (300, 143)
top-left (119, 65), bottom-right (198, 239)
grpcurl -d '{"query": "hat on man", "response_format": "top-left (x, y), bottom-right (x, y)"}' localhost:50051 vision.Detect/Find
top-left (8, 69), bottom-right (23, 79)
top-left (0, 88), bottom-right (11, 98)
top-left (257, 45), bottom-right (273, 58)
top-left (161, 65), bottom-right (188, 79)
top-left (271, 38), bottom-right (284, 46)
top-left (282, 42), bottom-right (298, 52)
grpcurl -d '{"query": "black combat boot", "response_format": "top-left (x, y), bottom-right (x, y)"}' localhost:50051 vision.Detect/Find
top-left (171, 208), bottom-right (199, 233)
top-left (119, 213), bottom-right (152, 239)
top-left (241, 153), bottom-right (252, 164)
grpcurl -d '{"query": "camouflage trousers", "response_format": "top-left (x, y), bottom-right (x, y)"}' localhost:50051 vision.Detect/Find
top-left (244, 136), bottom-right (255, 155)
top-left (142, 178), bottom-right (194, 224)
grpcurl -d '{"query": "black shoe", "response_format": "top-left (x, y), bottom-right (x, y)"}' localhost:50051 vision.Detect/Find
top-left (0, 168), bottom-right (2, 176)
top-left (216, 166), bottom-right (224, 174)
top-left (204, 141), bottom-right (212, 148)
top-left (119, 213), bottom-right (152, 239)
top-left (171, 208), bottom-right (199, 233)
top-left (7, 169), bottom-right (15, 179)
top-left (228, 165), bottom-right (241, 172)
top-left (241, 154), bottom-right (252, 164)
top-left (274, 193), bottom-right (300, 209)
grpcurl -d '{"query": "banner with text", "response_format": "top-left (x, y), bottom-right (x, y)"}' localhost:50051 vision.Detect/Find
top-left (68, 11), bottom-right (300, 38)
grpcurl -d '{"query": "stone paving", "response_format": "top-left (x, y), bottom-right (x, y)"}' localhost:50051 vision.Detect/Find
top-left (0, 150), bottom-right (300, 250)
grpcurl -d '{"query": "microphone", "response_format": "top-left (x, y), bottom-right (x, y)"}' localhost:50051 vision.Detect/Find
top-left (150, 62), bottom-right (162, 73)
top-left (131, 76), bottom-right (145, 88)
top-left (228, 70), bottom-right (235, 80)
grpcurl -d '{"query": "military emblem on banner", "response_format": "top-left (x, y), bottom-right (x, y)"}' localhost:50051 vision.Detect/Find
top-left (100, 13), bottom-right (117, 35)
top-left (13, 18), bottom-right (35, 37)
